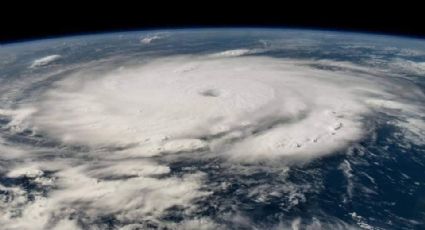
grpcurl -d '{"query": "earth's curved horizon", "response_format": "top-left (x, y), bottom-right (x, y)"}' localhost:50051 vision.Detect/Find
top-left (0, 28), bottom-right (424, 229)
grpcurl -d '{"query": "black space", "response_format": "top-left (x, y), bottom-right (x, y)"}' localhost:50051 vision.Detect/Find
top-left (1, 3), bottom-right (424, 43)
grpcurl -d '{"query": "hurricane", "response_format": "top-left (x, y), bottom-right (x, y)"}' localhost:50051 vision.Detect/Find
top-left (1, 29), bottom-right (425, 229)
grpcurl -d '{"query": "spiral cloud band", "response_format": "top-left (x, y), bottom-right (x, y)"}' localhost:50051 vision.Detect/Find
top-left (15, 55), bottom-right (421, 161)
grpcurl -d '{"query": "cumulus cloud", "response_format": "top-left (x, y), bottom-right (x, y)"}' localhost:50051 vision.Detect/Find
top-left (139, 34), bottom-right (164, 44)
top-left (0, 158), bottom-right (208, 229)
top-left (390, 58), bottom-right (425, 75)
top-left (30, 55), bottom-right (61, 68)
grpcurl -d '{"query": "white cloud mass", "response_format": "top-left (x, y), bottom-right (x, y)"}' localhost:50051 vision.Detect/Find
top-left (13, 56), bottom-right (425, 161)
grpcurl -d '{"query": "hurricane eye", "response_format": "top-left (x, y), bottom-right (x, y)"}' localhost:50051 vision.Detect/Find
top-left (199, 89), bottom-right (220, 97)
